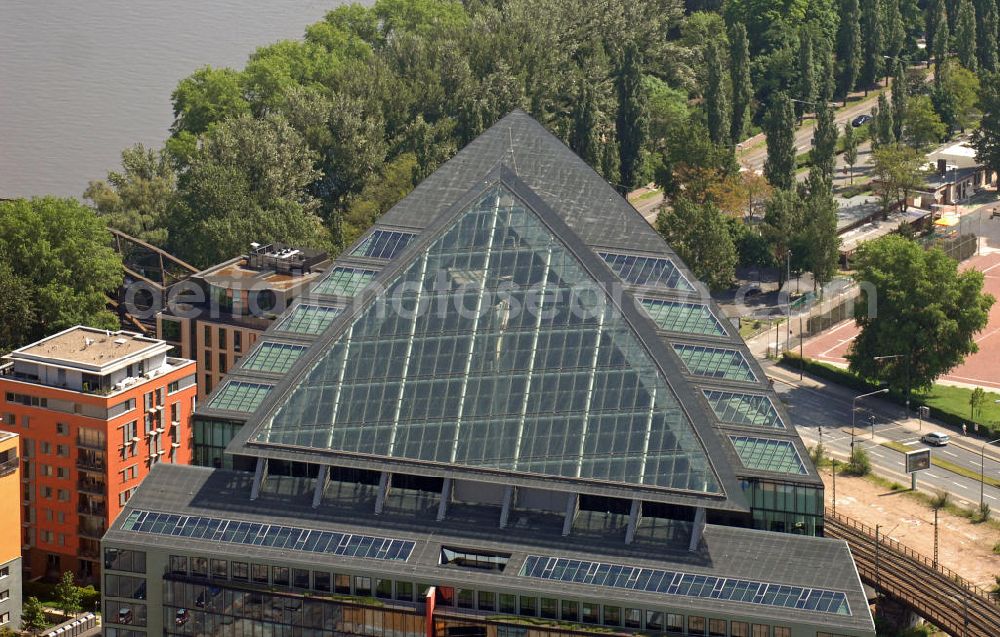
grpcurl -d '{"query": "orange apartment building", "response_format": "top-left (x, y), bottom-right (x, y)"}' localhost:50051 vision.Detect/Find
top-left (0, 326), bottom-right (196, 583)
top-left (0, 431), bottom-right (21, 630)
top-left (157, 243), bottom-right (328, 399)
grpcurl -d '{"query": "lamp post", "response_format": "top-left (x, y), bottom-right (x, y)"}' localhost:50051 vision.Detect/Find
top-left (785, 250), bottom-right (792, 351)
top-left (852, 389), bottom-right (890, 462)
top-left (980, 437), bottom-right (1000, 509)
top-left (874, 353), bottom-right (910, 417)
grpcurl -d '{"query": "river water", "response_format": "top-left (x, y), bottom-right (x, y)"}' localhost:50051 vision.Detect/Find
top-left (0, 0), bottom-right (351, 198)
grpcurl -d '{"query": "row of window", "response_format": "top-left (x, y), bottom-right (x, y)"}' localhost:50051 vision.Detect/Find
top-left (164, 556), bottom-right (791, 637)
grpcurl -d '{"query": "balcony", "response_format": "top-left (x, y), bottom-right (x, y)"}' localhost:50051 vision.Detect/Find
top-left (78, 502), bottom-right (107, 517)
top-left (76, 457), bottom-right (106, 473)
top-left (0, 455), bottom-right (18, 477)
top-left (78, 522), bottom-right (106, 539)
top-left (77, 479), bottom-right (106, 496)
top-left (76, 436), bottom-right (106, 451)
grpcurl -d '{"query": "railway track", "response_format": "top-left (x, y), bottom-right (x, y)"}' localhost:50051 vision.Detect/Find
top-left (825, 510), bottom-right (1000, 637)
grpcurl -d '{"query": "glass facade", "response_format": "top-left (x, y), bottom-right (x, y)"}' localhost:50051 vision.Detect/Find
top-left (208, 381), bottom-right (273, 413)
top-left (255, 185), bottom-right (721, 494)
top-left (275, 304), bottom-right (342, 335)
top-left (314, 267), bottom-right (379, 298)
top-left (672, 345), bottom-right (756, 383)
top-left (193, 416), bottom-right (245, 468)
top-left (741, 479), bottom-right (825, 536)
top-left (729, 437), bottom-right (806, 475)
top-left (638, 300), bottom-right (725, 336)
top-left (241, 342), bottom-right (308, 374)
top-left (351, 230), bottom-right (416, 260)
top-left (598, 253), bottom-right (694, 291)
top-left (702, 391), bottom-right (783, 430)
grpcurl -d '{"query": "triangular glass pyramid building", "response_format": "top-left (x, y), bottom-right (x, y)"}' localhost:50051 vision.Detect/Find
top-left (254, 182), bottom-right (722, 494)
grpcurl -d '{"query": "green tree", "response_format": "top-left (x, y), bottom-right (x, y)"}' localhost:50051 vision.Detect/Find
top-left (870, 143), bottom-right (925, 213)
top-left (849, 235), bottom-right (995, 397)
top-left (836, 0), bottom-right (863, 102)
top-left (342, 153), bottom-right (417, 247)
top-left (730, 24), bottom-right (753, 142)
top-left (656, 198), bottom-right (737, 290)
top-left (0, 198), bottom-right (120, 344)
top-left (933, 60), bottom-right (981, 134)
top-left (891, 59), bottom-right (908, 141)
top-left (972, 72), bottom-right (1000, 175)
top-left (54, 571), bottom-right (82, 617)
top-left (811, 97), bottom-right (839, 186)
top-left (795, 29), bottom-right (815, 120)
top-left (763, 93), bottom-right (796, 190)
top-left (977, 1), bottom-right (998, 72)
top-left (168, 114), bottom-right (325, 267)
top-left (616, 41), bottom-right (648, 191)
top-left (843, 121), bottom-right (859, 183)
top-left (970, 386), bottom-right (986, 419)
top-left (882, 0), bottom-right (906, 60)
top-left (170, 66), bottom-right (250, 136)
top-left (570, 81), bottom-right (601, 168)
top-left (762, 188), bottom-right (806, 288)
top-left (83, 144), bottom-right (176, 246)
top-left (932, 0), bottom-right (950, 75)
top-left (803, 180), bottom-right (841, 290)
top-left (704, 39), bottom-right (731, 146)
top-left (955, 0), bottom-right (978, 71)
top-left (872, 93), bottom-right (895, 147)
top-left (903, 94), bottom-right (947, 149)
top-left (860, 0), bottom-right (884, 92)
top-left (21, 597), bottom-right (47, 634)
top-left (0, 260), bottom-right (35, 354)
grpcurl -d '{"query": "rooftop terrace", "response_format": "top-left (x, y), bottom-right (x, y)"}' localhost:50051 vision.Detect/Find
top-left (8, 326), bottom-right (167, 369)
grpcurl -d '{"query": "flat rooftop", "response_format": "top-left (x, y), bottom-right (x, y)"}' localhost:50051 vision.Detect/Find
top-left (106, 464), bottom-right (872, 633)
top-left (0, 431), bottom-right (17, 443)
top-left (8, 326), bottom-right (167, 369)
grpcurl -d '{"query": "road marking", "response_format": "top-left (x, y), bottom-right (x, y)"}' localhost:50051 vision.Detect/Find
top-left (940, 449), bottom-right (958, 457)
top-left (952, 481), bottom-right (969, 489)
top-left (986, 493), bottom-right (998, 501)
top-left (925, 472), bottom-right (940, 478)
top-left (901, 439), bottom-right (919, 445)
top-left (869, 450), bottom-right (885, 459)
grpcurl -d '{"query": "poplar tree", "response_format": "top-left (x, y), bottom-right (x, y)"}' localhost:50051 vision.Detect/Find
top-left (882, 0), bottom-right (906, 61)
top-left (891, 60), bottom-right (908, 141)
top-left (843, 122), bottom-right (859, 184)
top-left (836, 0), bottom-right (863, 103)
top-left (730, 24), bottom-right (753, 142)
top-left (705, 39), bottom-right (731, 146)
top-left (872, 93), bottom-right (895, 147)
top-left (860, 0), bottom-right (884, 92)
top-left (811, 98), bottom-right (839, 187)
top-left (956, 0), bottom-right (977, 71)
top-left (616, 41), bottom-right (647, 191)
top-left (764, 93), bottom-right (797, 190)
top-left (796, 30), bottom-right (815, 120)
top-left (977, 2), bottom-right (999, 72)
top-left (932, 0), bottom-right (950, 76)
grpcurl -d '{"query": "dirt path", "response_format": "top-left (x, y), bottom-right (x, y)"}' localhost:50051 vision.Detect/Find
top-left (822, 468), bottom-right (1000, 588)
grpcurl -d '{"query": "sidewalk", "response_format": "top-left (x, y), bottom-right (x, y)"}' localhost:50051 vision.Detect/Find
top-left (766, 363), bottom-right (1000, 463)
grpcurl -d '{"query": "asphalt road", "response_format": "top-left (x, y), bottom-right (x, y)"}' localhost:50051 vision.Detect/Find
top-left (766, 365), bottom-right (1000, 513)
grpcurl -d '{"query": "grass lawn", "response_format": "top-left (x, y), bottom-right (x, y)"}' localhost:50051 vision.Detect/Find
top-left (916, 383), bottom-right (1000, 430)
top-left (628, 188), bottom-right (661, 203)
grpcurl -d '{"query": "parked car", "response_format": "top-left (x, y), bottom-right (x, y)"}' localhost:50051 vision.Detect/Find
top-left (920, 431), bottom-right (950, 446)
top-left (851, 114), bottom-right (872, 127)
top-left (175, 609), bottom-right (190, 626)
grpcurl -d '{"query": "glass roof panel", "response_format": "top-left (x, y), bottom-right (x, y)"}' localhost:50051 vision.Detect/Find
top-left (120, 510), bottom-right (414, 562)
top-left (520, 555), bottom-right (850, 615)
top-left (313, 267), bottom-right (378, 298)
top-left (673, 344), bottom-right (757, 382)
top-left (254, 185), bottom-right (722, 494)
top-left (242, 342), bottom-right (309, 374)
top-left (703, 390), bottom-right (783, 429)
top-left (598, 252), bottom-right (694, 291)
top-left (730, 436), bottom-right (806, 474)
top-left (350, 230), bottom-right (416, 260)
top-left (275, 304), bottom-right (342, 335)
top-left (208, 381), bottom-right (273, 413)
top-left (639, 299), bottom-right (726, 336)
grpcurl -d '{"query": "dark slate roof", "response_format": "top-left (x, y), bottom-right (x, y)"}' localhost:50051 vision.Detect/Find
top-left (378, 110), bottom-right (666, 254)
top-left (105, 463), bottom-right (872, 634)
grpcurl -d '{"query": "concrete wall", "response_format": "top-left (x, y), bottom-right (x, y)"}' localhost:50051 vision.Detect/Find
top-left (0, 555), bottom-right (23, 631)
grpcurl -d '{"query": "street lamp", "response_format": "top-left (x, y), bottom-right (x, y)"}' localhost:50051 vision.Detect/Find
top-left (785, 250), bottom-right (792, 350)
top-left (980, 437), bottom-right (1000, 509)
top-left (874, 353), bottom-right (911, 416)
top-left (851, 389), bottom-right (890, 461)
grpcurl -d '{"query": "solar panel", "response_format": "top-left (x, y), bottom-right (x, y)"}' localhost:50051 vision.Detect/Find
top-left (598, 252), bottom-right (694, 291)
top-left (520, 555), bottom-right (850, 616)
top-left (313, 267), bottom-right (378, 298)
top-left (730, 436), bottom-right (807, 475)
top-left (242, 342), bottom-right (308, 374)
top-left (638, 299), bottom-right (725, 336)
top-left (207, 381), bottom-right (273, 413)
top-left (275, 304), bottom-right (342, 335)
top-left (673, 344), bottom-right (757, 382)
top-left (703, 390), bottom-right (784, 429)
top-left (350, 230), bottom-right (415, 260)
top-left (120, 510), bottom-right (414, 562)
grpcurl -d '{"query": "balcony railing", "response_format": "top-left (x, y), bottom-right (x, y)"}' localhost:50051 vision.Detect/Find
top-left (76, 437), bottom-right (106, 451)
top-left (78, 523), bottom-right (106, 539)
top-left (78, 502), bottom-right (107, 517)
top-left (77, 480), bottom-right (106, 496)
top-left (0, 455), bottom-right (18, 477)
top-left (76, 458), bottom-right (106, 472)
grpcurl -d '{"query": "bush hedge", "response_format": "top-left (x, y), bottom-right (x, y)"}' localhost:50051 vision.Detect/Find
top-left (781, 352), bottom-right (999, 439)
top-left (22, 579), bottom-right (100, 612)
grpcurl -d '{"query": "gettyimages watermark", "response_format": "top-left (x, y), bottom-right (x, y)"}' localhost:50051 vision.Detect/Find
top-left (120, 274), bottom-right (879, 325)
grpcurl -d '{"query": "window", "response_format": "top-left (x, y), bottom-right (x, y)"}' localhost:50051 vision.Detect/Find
top-left (203, 352), bottom-right (212, 372)
top-left (232, 562), bottom-right (248, 581)
top-left (646, 611), bottom-right (664, 630)
top-left (293, 569), bottom-right (309, 589)
top-left (143, 392), bottom-right (152, 411)
top-left (211, 559), bottom-right (228, 579)
top-left (218, 328), bottom-right (227, 350)
top-left (57, 488), bottom-right (69, 501)
top-left (354, 576), bottom-right (371, 597)
top-left (457, 589), bottom-right (474, 609)
top-left (440, 546), bottom-right (510, 571)
top-left (540, 598), bottom-right (557, 619)
top-left (0, 612), bottom-right (8, 625)
top-left (730, 622), bottom-right (750, 637)
top-left (56, 422), bottom-right (68, 436)
top-left (219, 352), bottom-right (227, 374)
top-left (155, 388), bottom-right (163, 405)
top-left (375, 578), bottom-right (393, 599)
top-left (689, 616), bottom-right (706, 635)
top-left (203, 325), bottom-right (211, 348)
top-left (234, 331), bottom-right (242, 353)
top-left (709, 619), bottom-right (727, 637)
top-left (41, 486), bottom-right (52, 499)
top-left (0, 566), bottom-right (7, 578)
top-left (20, 415), bottom-right (28, 428)
top-left (40, 442), bottom-right (51, 454)
top-left (560, 600), bottom-right (578, 621)
top-left (581, 603), bottom-right (599, 624)
top-left (334, 574), bottom-right (350, 594)
top-left (478, 591), bottom-right (496, 612)
top-left (396, 581), bottom-right (414, 602)
top-left (497, 593), bottom-right (515, 613)
top-left (170, 402), bottom-right (179, 424)
top-left (161, 319), bottom-right (181, 343)
top-left (167, 380), bottom-right (180, 394)
top-left (6, 392), bottom-right (47, 408)
top-left (104, 574), bottom-right (146, 599)
top-left (2, 413), bottom-right (12, 425)
top-left (624, 608), bottom-right (641, 629)
top-left (602, 606), bottom-right (621, 626)
top-left (105, 601), bottom-right (146, 627)
top-left (251, 563), bottom-right (268, 584)
top-left (752, 625), bottom-right (770, 637)
top-left (56, 467), bottom-right (68, 479)
top-left (168, 556), bottom-right (187, 575)
top-left (666, 614), bottom-right (684, 633)
top-left (313, 571), bottom-right (330, 592)
top-left (773, 628), bottom-right (789, 637)
top-left (56, 444), bottom-right (69, 457)
top-left (204, 375), bottom-right (212, 394)
top-left (519, 596), bottom-right (536, 617)
top-left (272, 566), bottom-right (289, 587)
top-left (191, 557), bottom-right (208, 578)
top-left (0, 590), bottom-right (7, 601)
top-left (104, 548), bottom-right (146, 573)
top-left (41, 464), bottom-right (52, 477)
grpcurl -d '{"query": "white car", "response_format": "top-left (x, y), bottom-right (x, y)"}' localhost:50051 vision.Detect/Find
top-left (920, 432), bottom-right (950, 446)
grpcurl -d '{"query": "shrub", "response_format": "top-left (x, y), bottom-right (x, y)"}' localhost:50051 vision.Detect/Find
top-left (972, 502), bottom-right (991, 523)
top-left (845, 448), bottom-right (872, 476)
